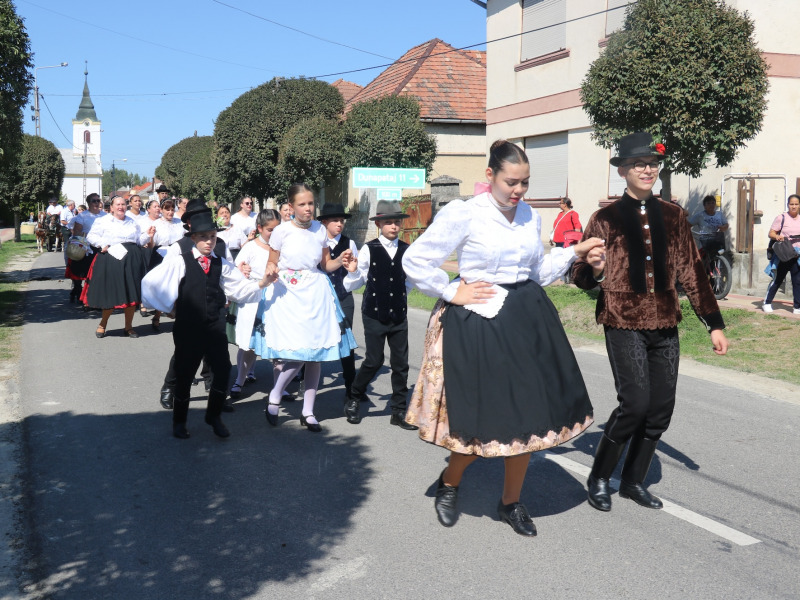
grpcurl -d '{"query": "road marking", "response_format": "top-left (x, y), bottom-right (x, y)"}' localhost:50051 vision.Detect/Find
top-left (541, 452), bottom-right (762, 547)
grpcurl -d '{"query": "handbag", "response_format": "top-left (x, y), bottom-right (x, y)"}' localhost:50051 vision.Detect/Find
top-left (772, 239), bottom-right (797, 263)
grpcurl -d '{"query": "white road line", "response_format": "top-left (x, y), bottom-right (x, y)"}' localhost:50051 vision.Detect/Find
top-left (541, 451), bottom-right (762, 547)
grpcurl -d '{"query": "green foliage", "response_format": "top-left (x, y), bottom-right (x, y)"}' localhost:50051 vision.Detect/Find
top-left (213, 78), bottom-right (344, 203)
top-left (155, 135), bottom-right (216, 200)
top-left (343, 95), bottom-right (437, 173)
top-left (277, 115), bottom-right (347, 191)
top-left (581, 0), bottom-right (769, 191)
top-left (8, 135), bottom-right (65, 215)
top-left (0, 0), bottom-right (33, 201)
top-left (102, 168), bottom-right (147, 196)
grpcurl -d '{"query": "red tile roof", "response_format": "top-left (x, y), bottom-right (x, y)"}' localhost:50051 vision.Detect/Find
top-left (346, 39), bottom-right (485, 122)
top-left (331, 79), bottom-right (363, 103)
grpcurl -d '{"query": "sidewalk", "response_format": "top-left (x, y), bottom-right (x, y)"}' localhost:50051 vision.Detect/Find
top-left (0, 227), bottom-right (16, 243)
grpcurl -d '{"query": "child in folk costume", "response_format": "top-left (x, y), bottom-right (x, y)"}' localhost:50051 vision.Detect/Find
top-left (228, 209), bottom-right (281, 400)
top-left (340, 201), bottom-right (417, 430)
top-left (252, 184), bottom-right (357, 432)
top-left (142, 208), bottom-right (274, 440)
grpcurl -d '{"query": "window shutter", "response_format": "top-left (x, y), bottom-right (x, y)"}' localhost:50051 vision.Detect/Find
top-left (521, 0), bottom-right (566, 61)
top-left (606, 0), bottom-right (636, 36)
top-left (525, 132), bottom-right (568, 199)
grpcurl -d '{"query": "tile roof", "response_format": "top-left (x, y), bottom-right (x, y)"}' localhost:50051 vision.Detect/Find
top-left (346, 38), bottom-right (485, 122)
top-left (331, 79), bottom-right (363, 103)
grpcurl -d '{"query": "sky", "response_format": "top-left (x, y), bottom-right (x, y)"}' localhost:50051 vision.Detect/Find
top-left (16, 0), bottom-right (487, 181)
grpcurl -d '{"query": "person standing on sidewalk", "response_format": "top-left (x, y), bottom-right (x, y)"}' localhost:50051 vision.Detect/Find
top-left (572, 132), bottom-right (729, 513)
top-left (762, 194), bottom-right (800, 314)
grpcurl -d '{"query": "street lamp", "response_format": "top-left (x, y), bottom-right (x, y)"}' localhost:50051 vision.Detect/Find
top-left (111, 158), bottom-right (127, 195)
top-left (33, 62), bottom-right (68, 137)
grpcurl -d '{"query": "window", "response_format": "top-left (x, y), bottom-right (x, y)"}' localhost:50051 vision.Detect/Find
top-left (525, 132), bottom-right (568, 199)
top-left (83, 130), bottom-right (91, 144)
top-left (608, 163), bottom-right (627, 197)
top-left (521, 0), bottom-right (566, 62)
top-left (606, 0), bottom-right (636, 36)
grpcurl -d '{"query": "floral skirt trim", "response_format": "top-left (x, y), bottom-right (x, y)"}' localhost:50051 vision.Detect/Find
top-left (406, 299), bottom-right (593, 458)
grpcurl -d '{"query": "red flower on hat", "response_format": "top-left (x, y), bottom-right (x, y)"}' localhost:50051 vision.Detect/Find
top-left (655, 143), bottom-right (666, 154)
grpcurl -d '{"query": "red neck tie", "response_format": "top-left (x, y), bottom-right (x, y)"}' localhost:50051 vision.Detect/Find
top-left (198, 255), bottom-right (210, 274)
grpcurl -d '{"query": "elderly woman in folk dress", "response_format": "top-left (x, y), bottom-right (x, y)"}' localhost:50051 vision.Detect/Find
top-left (403, 140), bottom-right (603, 536)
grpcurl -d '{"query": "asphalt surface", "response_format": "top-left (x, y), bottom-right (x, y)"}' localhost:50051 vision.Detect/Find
top-left (3, 250), bottom-right (800, 599)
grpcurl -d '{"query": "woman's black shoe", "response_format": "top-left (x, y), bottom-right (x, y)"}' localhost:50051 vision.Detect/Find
top-left (300, 414), bottom-right (322, 432)
top-left (497, 501), bottom-right (537, 536)
top-left (434, 471), bottom-right (459, 527)
top-left (266, 401), bottom-right (280, 426)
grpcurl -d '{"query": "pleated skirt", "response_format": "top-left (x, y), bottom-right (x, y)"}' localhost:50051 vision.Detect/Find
top-left (83, 243), bottom-right (147, 309)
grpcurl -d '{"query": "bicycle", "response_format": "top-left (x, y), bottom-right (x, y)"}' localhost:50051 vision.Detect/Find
top-left (692, 230), bottom-right (732, 300)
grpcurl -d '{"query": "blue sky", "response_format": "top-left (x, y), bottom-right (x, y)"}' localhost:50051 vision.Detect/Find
top-left (16, 0), bottom-right (487, 180)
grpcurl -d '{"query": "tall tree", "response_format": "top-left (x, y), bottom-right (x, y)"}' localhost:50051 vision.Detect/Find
top-left (9, 134), bottom-right (65, 215)
top-left (0, 0), bottom-right (34, 208)
top-left (155, 135), bottom-right (216, 200)
top-left (580, 0), bottom-right (769, 202)
top-left (213, 78), bottom-right (344, 203)
top-left (276, 115), bottom-right (347, 193)
top-left (343, 95), bottom-right (436, 174)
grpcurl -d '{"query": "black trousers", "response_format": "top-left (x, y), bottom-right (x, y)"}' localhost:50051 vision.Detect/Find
top-left (339, 294), bottom-right (356, 393)
top-left (172, 323), bottom-right (230, 424)
top-left (603, 326), bottom-right (680, 443)
top-left (351, 314), bottom-right (409, 412)
top-left (163, 354), bottom-right (211, 390)
top-left (765, 258), bottom-right (800, 309)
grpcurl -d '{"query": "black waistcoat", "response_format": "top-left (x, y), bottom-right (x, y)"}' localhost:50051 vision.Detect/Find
top-left (326, 235), bottom-right (351, 300)
top-left (362, 239), bottom-right (408, 324)
top-left (175, 252), bottom-right (227, 332)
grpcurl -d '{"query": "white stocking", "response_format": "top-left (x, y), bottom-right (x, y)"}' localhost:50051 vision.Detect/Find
top-left (301, 362), bottom-right (321, 424)
top-left (268, 361), bottom-right (303, 415)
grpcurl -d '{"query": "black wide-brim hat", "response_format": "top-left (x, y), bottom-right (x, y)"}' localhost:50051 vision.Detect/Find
top-left (155, 184), bottom-right (170, 193)
top-left (183, 210), bottom-right (217, 236)
top-left (610, 131), bottom-right (666, 166)
top-left (318, 203), bottom-right (351, 220)
top-left (369, 200), bottom-right (409, 221)
top-left (181, 198), bottom-right (211, 222)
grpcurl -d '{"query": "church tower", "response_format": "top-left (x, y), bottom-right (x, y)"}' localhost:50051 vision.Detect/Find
top-left (72, 63), bottom-right (101, 161)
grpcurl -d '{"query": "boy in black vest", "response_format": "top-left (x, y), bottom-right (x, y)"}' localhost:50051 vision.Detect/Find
top-left (142, 208), bottom-right (272, 439)
top-left (319, 203), bottom-right (358, 399)
top-left (341, 200), bottom-right (418, 430)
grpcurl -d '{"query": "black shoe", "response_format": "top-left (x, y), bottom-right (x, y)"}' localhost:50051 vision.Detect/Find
top-left (300, 414), bottom-right (322, 433)
top-left (587, 475), bottom-right (613, 512)
top-left (229, 383), bottom-right (242, 399)
top-left (123, 329), bottom-right (138, 338)
top-left (390, 413), bottom-right (418, 430)
top-left (173, 423), bottom-right (190, 439)
top-left (205, 415), bottom-right (230, 438)
top-left (497, 501), bottom-right (537, 536)
top-left (160, 387), bottom-right (174, 410)
top-left (586, 434), bottom-right (625, 512)
top-left (266, 401), bottom-right (280, 426)
top-left (434, 471), bottom-right (459, 527)
top-left (619, 481), bottom-right (663, 509)
top-left (244, 374), bottom-right (257, 385)
top-left (222, 397), bottom-right (235, 413)
top-left (344, 396), bottom-right (361, 424)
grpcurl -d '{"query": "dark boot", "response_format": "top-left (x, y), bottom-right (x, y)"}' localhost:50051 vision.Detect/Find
top-left (173, 399), bottom-right (190, 439)
top-left (587, 434), bottom-right (625, 511)
top-left (619, 437), bottom-right (663, 509)
top-left (344, 393), bottom-right (361, 424)
top-left (160, 385), bottom-right (174, 410)
top-left (205, 389), bottom-right (230, 438)
top-left (434, 470), bottom-right (459, 527)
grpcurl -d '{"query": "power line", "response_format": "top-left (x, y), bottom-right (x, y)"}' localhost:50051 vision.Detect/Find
top-left (39, 93), bottom-right (82, 152)
top-left (211, 0), bottom-right (397, 60)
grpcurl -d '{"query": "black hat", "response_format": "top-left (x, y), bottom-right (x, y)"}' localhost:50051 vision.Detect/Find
top-left (155, 184), bottom-right (170, 193)
top-left (180, 198), bottom-right (211, 222)
top-left (369, 200), bottom-right (409, 221)
top-left (318, 203), bottom-right (351, 220)
top-left (609, 132), bottom-right (666, 166)
top-left (184, 211), bottom-right (217, 236)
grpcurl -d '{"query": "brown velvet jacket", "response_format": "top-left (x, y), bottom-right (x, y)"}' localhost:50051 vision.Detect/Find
top-left (572, 193), bottom-right (724, 332)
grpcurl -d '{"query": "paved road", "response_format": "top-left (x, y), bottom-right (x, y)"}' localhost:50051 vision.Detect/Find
top-left (8, 251), bottom-right (800, 599)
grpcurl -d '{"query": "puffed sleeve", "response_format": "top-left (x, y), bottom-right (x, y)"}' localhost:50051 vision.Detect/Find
top-left (220, 258), bottom-right (262, 304)
top-left (141, 255), bottom-right (185, 313)
top-left (403, 200), bottom-right (470, 301)
top-left (86, 216), bottom-right (107, 248)
top-left (525, 209), bottom-right (577, 286)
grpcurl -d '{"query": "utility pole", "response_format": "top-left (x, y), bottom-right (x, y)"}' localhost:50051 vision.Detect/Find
top-left (32, 63), bottom-right (68, 136)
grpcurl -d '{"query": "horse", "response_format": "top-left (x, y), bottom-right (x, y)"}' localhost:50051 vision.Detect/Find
top-left (34, 212), bottom-right (48, 253)
top-left (45, 213), bottom-right (61, 252)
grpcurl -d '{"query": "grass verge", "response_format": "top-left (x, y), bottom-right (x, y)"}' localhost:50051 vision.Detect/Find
top-left (0, 236), bottom-right (38, 362)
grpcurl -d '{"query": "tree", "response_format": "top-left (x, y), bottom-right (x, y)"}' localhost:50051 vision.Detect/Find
top-left (276, 115), bottom-right (347, 192)
top-left (0, 0), bottom-right (34, 207)
top-left (102, 168), bottom-right (147, 196)
top-left (9, 134), bottom-right (65, 215)
top-left (213, 78), bottom-right (344, 202)
top-left (342, 95), bottom-right (437, 174)
top-left (155, 135), bottom-right (216, 199)
top-left (580, 0), bottom-right (769, 202)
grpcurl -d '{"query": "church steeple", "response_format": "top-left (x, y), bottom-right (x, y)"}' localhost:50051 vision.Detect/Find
top-left (75, 61), bottom-right (98, 122)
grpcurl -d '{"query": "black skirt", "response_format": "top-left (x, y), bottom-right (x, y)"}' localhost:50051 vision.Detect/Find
top-left (441, 279), bottom-right (593, 446)
top-left (85, 243), bottom-right (147, 309)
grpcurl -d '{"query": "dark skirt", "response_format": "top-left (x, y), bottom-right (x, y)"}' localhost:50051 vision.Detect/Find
top-left (84, 243), bottom-right (146, 309)
top-left (65, 247), bottom-right (99, 281)
top-left (146, 246), bottom-right (165, 272)
top-left (406, 279), bottom-right (593, 457)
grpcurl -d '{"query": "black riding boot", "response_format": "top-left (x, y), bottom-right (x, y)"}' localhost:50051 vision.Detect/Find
top-left (173, 398), bottom-right (191, 439)
top-left (587, 434), bottom-right (625, 511)
top-left (205, 389), bottom-right (230, 438)
top-left (619, 437), bottom-right (663, 509)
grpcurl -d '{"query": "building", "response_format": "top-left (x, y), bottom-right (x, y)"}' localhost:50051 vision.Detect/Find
top-left (482, 0), bottom-right (800, 293)
top-left (59, 69), bottom-right (102, 204)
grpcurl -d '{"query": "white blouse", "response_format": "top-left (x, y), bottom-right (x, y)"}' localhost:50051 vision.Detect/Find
top-left (230, 211), bottom-right (256, 236)
top-left (141, 248), bottom-right (263, 314)
top-left (269, 220), bottom-right (327, 271)
top-left (72, 210), bottom-right (107, 237)
top-left (152, 217), bottom-right (184, 247)
top-left (86, 214), bottom-right (150, 248)
top-left (217, 225), bottom-right (249, 250)
top-left (235, 239), bottom-right (271, 279)
top-left (402, 192), bottom-right (576, 302)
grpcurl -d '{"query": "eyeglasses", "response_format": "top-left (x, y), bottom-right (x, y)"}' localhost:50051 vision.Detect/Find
top-left (625, 161), bottom-right (661, 173)
top-left (242, 202), bottom-right (252, 206)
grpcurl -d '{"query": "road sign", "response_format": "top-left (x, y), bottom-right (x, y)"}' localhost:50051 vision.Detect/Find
top-left (352, 167), bottom-right (426, 189)
top-left (377, 188), bottom-right (402, 201)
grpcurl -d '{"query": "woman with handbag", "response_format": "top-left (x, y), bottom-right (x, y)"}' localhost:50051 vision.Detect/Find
top-left (763, 194), bottom-right (800, 314)
top-left (549, 198), bottom-right (581, 248)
